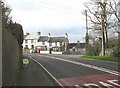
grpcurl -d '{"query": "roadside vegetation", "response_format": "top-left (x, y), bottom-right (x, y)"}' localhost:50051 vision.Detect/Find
top-left (83, 0), bottom-right (120, 61)
top-left (81, 55), bottom-right (119, 62)
top-left (2, 0), bottom-right (23, 45)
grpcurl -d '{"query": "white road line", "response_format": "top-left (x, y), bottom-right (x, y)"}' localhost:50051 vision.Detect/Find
top-left (83, 58), bottom-right (118, 64)
top-left (40, 55), bottom-right (120, 76)
top-left (30, 57), bottom-right (63, 87)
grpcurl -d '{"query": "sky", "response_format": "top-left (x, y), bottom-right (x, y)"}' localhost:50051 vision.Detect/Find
top-left (5, 0), bottom-right (89, 43)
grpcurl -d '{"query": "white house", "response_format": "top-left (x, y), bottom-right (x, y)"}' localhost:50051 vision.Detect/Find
top-left (23, 32), bottom-right (41, 50)
top-left (23, 32), bottom-right (69, 54)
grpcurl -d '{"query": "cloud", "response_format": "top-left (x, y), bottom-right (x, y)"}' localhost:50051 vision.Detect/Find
top-left (5, 0), bottom-right (89, 42)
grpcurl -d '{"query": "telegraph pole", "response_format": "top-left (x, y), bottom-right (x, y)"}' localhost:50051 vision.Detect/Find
top-left (99, 0), bottom-right (106, 56)
top-left (85, 10), bottom-right (89, 54)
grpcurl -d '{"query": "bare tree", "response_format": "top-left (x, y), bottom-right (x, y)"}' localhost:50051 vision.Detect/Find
top-left (83, 0), bottom-right (119, 56)
top-left (1, 0), bottom-right (12, 28)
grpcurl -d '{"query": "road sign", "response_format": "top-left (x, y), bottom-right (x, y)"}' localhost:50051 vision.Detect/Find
top-left (58, 74), bottom-right (120, 88)
top-left (23, 59), bottom-right (29, 64)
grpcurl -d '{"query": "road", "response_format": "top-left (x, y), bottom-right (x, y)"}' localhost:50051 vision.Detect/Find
top-left (27, 53), bottom-right (120, 87)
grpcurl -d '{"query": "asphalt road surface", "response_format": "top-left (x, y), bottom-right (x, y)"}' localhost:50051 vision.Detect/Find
top-left (27, 53), bottom-right (120, 87)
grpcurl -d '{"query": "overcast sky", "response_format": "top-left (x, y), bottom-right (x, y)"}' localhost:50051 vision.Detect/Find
top-left (5, 0), bottom-right (89, 43)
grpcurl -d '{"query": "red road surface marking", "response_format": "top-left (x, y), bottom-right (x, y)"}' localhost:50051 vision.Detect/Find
top-left (58, 74), bottom-right (120, 87)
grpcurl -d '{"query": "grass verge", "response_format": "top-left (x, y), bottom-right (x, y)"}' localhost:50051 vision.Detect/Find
top-left (81, 55), bottom-right (120, 62)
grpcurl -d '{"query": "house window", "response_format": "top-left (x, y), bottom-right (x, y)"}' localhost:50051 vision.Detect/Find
top-left (49, 42), bottom-right (52, 46)
top-left (31, 45), bottom-right (34, 49)
top-left (60, 42), bottom-right (62, 46)
top-left (31, 39), bottom-right (34, 43)
top-left (42, 42), bottom-right (45, 45)
top-left (25, 40), bottom-right (28, 43)
top-left (55, 42), bottom-right (57, 46)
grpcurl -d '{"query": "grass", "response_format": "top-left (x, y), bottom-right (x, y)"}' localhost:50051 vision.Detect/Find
top-left (81, 55), bottom-right (120, 62)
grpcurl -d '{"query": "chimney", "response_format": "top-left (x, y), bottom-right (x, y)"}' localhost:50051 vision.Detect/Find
top-left (37, 32), bottom-right (41, 35)
top-left (77, 41), bottom-right (80, 44)
top-left (48, 33), bottom-right (51, 37)
top-left (26, 32), bottom-right (29, 35)
top-left (65, 33), bottom-right (68, 38)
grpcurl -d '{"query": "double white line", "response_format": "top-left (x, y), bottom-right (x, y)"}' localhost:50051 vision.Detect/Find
top-left (42, 55), bottom-right (120, 76)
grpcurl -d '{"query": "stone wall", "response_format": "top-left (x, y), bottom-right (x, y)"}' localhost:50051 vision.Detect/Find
top-left (0, 1), bottom-right (2, 87)
top-left (2, 28), bottom-right (20, 86)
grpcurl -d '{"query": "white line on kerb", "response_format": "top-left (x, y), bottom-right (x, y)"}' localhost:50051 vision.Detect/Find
top-left (42, 55), bottom-right (120, 76)
top-left (30, 57), bottom-right (63, 87)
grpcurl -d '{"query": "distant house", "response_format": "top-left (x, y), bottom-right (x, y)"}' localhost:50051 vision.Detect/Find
top-left (23, 32), bottom-right (69, 54)
top-left (48, 36), bottom-right (69, 52)
top-left (23, 32), bottom-right (41, 50)
top-left (67, 41), bottom-right (85, 54)
top-left (37, 36), bottom-right (49, 51)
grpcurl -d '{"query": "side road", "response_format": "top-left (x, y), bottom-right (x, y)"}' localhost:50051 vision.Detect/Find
top-left (16, 58), bottom-right (61, 86)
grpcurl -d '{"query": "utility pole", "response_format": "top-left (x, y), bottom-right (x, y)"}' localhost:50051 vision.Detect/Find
top-left (85, 10), bottom-right (89, 54)
top-left (99, 0), bottom-right (106, 56)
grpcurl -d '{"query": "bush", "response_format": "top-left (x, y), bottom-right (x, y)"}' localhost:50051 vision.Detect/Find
top-left (112, 47), bottom-right (120, 58)
top-left (86, 44), bottom-right (101, 56)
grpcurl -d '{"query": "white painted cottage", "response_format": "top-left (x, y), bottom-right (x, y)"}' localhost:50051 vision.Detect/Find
top-left (23, 32), bottom-right (69, 54)
top-left (23, 32), bottom-right (41, 50)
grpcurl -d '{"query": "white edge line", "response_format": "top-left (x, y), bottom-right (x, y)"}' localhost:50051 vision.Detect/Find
top-left (42, 55), bottom-right (120, 76)
top-left (30, 57), bottom-right (63, 87)
top-left (83, 58), bottom-right (118, 64)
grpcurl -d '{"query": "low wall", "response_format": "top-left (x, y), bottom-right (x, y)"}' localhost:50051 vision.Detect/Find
top-left (2, 28), bottom-right (20, 86)
top-left (40, 51), bottom-right (49, 54)
top-left (52, 51), bottom-right (62, 54)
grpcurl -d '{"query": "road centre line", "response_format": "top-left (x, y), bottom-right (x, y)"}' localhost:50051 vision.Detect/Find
top-left (40, 55), bottom-right (120, 76)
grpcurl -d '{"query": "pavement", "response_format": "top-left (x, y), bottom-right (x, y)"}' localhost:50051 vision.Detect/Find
top-left (16, 58), bottom-right (61, 86)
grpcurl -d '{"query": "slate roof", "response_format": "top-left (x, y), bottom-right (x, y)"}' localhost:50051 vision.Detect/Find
top-left (67, 43), bottom-right (76, 49)
top-left (37, 36), bottom-right (49, 42)
top-left (48, 37), bottom-right (69, 42)
top-left (67, 43), bottom-right (85, 49)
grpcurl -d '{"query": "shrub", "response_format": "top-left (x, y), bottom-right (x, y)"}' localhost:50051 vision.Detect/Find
top-left (112, 47), bottom-right (120, 58)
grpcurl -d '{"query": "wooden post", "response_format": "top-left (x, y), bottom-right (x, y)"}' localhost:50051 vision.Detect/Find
top-left (85, 10), bottom-right (89, 54)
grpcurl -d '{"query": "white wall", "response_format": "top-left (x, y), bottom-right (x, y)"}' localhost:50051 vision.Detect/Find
top-left (23, 39), bottom-right (37, 49)
top-left (52, 51), bottom-right (62, 54)
top-left (51, 42), bottom-right (60, 47)
top-left (36, 41), bottom-right (42, 46)
top-left (40, 51), bottom-right (49, 54)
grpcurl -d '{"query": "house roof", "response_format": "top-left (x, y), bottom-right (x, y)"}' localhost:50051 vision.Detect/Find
top-left (24, 34), bottom-right (40, 40)
top-left (48, 37), bottom-right (68, 42)
top-left (67, 43), bottom-right (76, 49)
top-left (37, 36), bottom-right (49, 42)
top-left (75, 43), bottom-right (85, 48)
top-left (67, 43), bottom-right (85, 49)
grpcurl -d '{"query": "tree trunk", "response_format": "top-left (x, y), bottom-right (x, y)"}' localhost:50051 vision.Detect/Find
top-left (101, 9), bottom-right (106, 56)
top-left (101, 20), bottom-right (106, 56)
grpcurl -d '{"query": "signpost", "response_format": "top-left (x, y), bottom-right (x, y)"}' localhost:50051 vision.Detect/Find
top-left (22, 59), bottom-right (29, 68)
